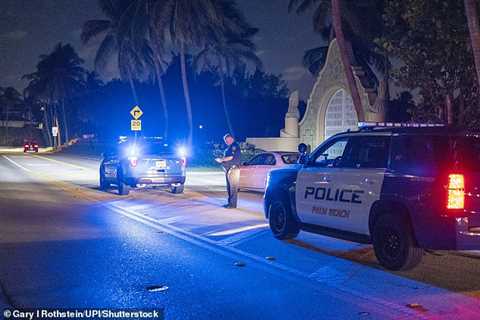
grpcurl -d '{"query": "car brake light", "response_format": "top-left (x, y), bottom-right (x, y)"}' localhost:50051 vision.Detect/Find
top-left (180, 158), bottom-right (186, 167)
top-left (447, 174), bottom-right (465, 210)
top-left (129, 158), bottom-right (138, 167)
top-left (24, 144), bottom-right (29, 148)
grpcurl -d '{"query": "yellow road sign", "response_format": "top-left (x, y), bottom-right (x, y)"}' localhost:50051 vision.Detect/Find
top-left (131, 120), bottom-right (142, 131)
top-left (130, 105), bottom-right (143, 120)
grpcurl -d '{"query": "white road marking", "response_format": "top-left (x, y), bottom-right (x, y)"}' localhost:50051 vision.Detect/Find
top-left (2, 155), bottom-right (32, 173)
top-left (106, 202), bottom-right (424, 319)
top-left (208, 223), bottom-right (268, 237)
top-left (217, 229), bottom-right (269, 246)
top-left (156, 216), bottom-right (187, 224)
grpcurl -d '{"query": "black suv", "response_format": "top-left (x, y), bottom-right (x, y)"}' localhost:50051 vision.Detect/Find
top-left (100, 137), bottom-right (187, 195)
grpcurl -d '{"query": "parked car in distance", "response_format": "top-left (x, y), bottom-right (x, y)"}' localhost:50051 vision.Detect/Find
top-left (239, 152), bottom-right (299, 191)
top-left (23, 141), bottom-right (39, 153)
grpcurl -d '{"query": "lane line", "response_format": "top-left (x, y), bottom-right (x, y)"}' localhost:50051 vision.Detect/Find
top-left (217, 229), bottom-right (269, 246)
top-left (208, 223), bottom-right (268, 237)
top-left (2, 155), bottom-right (32, 173)
top-left (32, 155), bottom-right (90, 170)
top-left (107, 202), bottom-right (423, 319)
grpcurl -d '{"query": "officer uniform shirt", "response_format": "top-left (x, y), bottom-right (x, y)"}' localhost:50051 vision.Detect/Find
top-left (222, 141), bottom-right (241, 170)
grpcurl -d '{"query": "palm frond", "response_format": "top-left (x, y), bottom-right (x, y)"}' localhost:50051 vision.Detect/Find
top-left (302, 46), bottom-right (328, 76)
top-left (81, 20), bottom-right (111, 44)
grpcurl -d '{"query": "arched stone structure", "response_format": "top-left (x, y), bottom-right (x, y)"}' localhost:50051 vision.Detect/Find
top-left (300, 39), bottom-right (385, 148)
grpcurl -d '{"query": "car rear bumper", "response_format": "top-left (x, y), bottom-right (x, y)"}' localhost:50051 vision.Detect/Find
top-left (417, 214), bottom-right (480, 250)
top-left (129, 175), bottom-right (186, 186)
top-left (455, 215), bottom-right (480, 250)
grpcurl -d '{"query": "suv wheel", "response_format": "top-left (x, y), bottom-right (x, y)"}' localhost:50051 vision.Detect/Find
top-left (268, 200), bottom-right (299, 240)
top-left (372, 213), bottom-right (423, 271)
top-left (117, 169), bottom-right (130, 196)
top-left (99, 166), bottom-right (110, 191)
top-left (170, 183), bottom-right (184, 194)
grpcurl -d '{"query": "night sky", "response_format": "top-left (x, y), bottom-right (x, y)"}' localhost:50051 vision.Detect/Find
top-left (0, 0), bottom-right (321, 98)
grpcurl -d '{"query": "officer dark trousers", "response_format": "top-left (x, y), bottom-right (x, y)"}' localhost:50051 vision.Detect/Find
top-left (226, 166), bottom-right (240, 208)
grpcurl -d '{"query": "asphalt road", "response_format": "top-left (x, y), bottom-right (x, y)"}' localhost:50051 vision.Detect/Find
top-left (1, 152), bottom-right (480, 320)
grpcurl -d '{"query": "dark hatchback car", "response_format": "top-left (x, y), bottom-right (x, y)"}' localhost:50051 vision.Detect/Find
top-left (99, 137), bottom-right (187, 195)
top-left (23, 140), bottom-right (39, 153)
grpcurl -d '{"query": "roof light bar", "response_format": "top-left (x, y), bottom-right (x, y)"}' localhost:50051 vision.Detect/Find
top-left (358, 122), bottom-right (445, 129)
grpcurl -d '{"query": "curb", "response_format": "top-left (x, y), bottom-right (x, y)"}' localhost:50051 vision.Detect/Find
top-left (454, 251), bottom-right (480, 260)
top-left (0, 283), bottom-right (10, 313)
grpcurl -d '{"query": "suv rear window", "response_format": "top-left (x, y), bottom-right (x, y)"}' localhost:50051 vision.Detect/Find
top-left (390, 135), bottom-right (480, 175)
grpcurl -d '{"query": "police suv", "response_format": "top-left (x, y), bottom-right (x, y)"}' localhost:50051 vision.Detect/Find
top-left (264, 123), bottom-right (480, 270)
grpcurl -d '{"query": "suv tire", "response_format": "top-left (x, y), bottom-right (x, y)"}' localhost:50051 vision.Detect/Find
top-left (117, 169), bottom-right (130, 196)
top-left (372, 213), bottom-right (423, 271)
top-left (99, 166), bottom-right (110, 191)
top-left (171, 184), bottom-right (184, 194)
top-left (268, 199), bottom-right (300, 240)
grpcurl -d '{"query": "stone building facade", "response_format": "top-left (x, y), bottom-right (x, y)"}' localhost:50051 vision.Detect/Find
top-left (247, 39), bottom-right (386, 152)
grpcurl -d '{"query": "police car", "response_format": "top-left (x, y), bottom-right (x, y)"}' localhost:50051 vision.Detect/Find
top-left (264, 123), bottom-right (480, 270)
top-left (100, 137), bottom-right (187, 195)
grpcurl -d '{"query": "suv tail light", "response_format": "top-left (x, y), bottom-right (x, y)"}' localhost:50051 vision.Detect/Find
top-left (179, 158), bottom-right (186, 167)
top-left (447, 174), bottom-right (465, 210)
top-left (129, 157), bottom-right (138, 167)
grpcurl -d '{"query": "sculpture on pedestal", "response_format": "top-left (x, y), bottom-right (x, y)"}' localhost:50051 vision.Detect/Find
top-left (281, 90), bottom-right (300, 138)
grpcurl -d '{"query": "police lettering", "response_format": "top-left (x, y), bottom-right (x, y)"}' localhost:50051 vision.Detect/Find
top-left (304, 187), bottom-right (364, 204)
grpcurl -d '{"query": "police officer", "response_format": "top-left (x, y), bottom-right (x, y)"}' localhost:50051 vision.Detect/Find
top-left (215, 133), bottom-right (241, 208)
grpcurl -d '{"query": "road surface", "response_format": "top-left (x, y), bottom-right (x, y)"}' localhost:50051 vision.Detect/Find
top-left (1, 151), bottom-right (480, 320)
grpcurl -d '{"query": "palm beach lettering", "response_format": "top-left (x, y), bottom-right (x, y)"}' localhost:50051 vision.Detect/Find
top-left (304, 187), bottom-right (364, 204)
top-left (312, 206), bottom-right (350, 218)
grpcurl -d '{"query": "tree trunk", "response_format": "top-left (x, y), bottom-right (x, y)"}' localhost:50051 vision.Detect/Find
top-left (127, 71), bottom-right (139, 105)
top-left (4, 103), bottom-right (9, 145)
top-left (56, 116), bottom-right (62, 149)
top-left (465, 0), bottom-right (480, 90)
top-left (331, 0), bottom-right (365, 121)
top-left (43, 105), bottom-right (53, 148)
top-left (219, 58), bottom-right (234, 136)
top-left (180, 43), bottom-right (194, 146)
top-left (446, 94), bottom-right (453, 125)
top-left (154, 59), bottom-right (169, 139)
top-left (219, 74), bottom-right (234, 136)
top-left (61, 98), bottom-right (69, 144)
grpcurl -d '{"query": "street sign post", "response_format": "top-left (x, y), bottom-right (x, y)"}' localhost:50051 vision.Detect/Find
top-left (130, 106), bottom-right (143, 133)
top-left (52, 126), bottom-right (59, 137)
top-left (130, 105), bottom-right (143, 120)
top-left (131, 120), bottom-right (142, 131)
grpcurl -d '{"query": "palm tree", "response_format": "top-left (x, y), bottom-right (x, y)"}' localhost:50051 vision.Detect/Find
top-left (23, 43), bottom-right (86, 146)
top-left (132, 0), bottom-right (171, 139)
top-left (465, 0), bottom-right (480, 91)
top-left (0, 87), bottom-right (23, 145)
top-left (81, 0), bottom-right (148, 105)
top-left (194, 30), bottom-right (262, 136)
top-left (152, 0), bottom-right (253, 145)
top-left (288, 0), bottom-right (386, 121)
